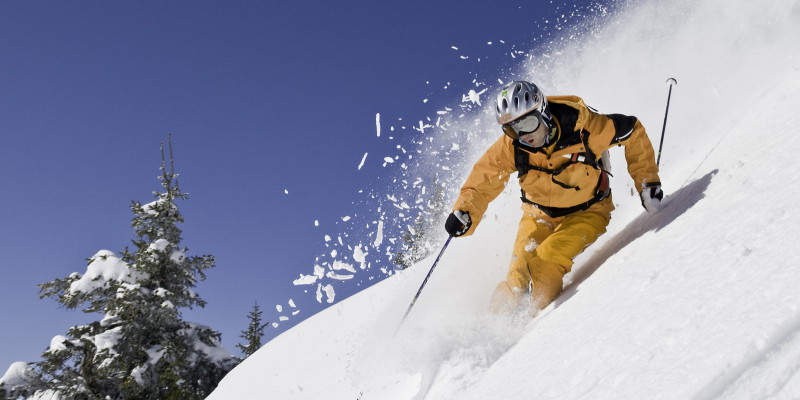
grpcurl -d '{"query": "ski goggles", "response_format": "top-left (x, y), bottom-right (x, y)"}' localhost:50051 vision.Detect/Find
top-left (503, 110), bottom-right (543, 138)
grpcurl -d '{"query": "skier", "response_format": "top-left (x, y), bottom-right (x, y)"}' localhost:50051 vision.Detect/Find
top-left (444, 81), bottom-right (663, 316)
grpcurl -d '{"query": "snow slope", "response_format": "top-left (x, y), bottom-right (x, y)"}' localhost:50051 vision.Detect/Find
top-left (207, 0), bottom-right (800, 398)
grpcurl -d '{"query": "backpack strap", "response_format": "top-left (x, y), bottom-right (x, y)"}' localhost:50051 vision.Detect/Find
top-left (513, 143), bottom-right (553, 175)
top-left (514, 130), bottom-right (612, 217)
top-left (514, 144), bottom-right (531, 175)
top-left (520, 190), bottom-right (607, 218)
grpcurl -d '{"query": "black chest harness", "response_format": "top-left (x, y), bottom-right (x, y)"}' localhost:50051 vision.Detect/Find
top-left (514, 130), bottom-right (611, 218)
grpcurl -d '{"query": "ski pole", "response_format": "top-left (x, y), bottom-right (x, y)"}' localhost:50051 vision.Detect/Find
top-left (394, 235), bottom-right (453, 335)
top-left (656, 78), bottom-right (678, 167)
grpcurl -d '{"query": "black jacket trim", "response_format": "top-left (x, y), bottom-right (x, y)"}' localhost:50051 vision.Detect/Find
top-left (607, 114), bottom-right (638, 145)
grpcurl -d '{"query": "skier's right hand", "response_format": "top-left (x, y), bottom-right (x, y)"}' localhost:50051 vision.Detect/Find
top-left (445, 210), bottom-right (472, 237)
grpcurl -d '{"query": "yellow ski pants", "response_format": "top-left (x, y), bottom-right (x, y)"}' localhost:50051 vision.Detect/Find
top-left (491, 206), bottom-right (610, 316)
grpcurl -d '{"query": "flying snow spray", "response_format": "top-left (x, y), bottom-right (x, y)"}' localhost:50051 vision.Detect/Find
top-left (394, 236), bottom-right (453, 336)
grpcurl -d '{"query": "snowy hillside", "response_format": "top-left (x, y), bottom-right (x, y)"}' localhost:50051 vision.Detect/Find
top-left (206, 0), bottom-right (800, 398)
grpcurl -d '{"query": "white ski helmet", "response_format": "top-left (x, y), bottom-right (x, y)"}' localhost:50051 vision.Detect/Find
top-left (494, 81), bottom-right (549, 125)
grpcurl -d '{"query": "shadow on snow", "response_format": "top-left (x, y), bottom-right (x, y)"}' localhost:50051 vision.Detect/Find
top-left (556, 169), bottom-right (719, 307)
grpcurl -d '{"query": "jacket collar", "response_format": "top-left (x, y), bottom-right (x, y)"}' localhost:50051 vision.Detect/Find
top-left (546, 95), bottom-right (590, 131)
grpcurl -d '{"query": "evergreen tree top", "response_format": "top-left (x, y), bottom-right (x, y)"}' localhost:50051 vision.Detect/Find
top-left (236, 301), bottom-right (269, 359)
top-left (39, 136), bottom-right (212, 314)
top-left (131, 139), bottom-right (187, 247)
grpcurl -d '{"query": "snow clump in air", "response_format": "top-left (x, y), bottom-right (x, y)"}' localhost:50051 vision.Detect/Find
top-left (327, 260), bottom-right (356, 280)
top-left (463, 88), bottom-right (488, 105)
top-left (313, 265), bottom-right (325, 279)
top-left (373, 221), bottom-right (384, 248)
top-left (323, 284), bottom-right (335, 303)
top-left (293, 274), bottom-right (317, 285)
top-left (326, 272), bottom-right (354, 280)
top-left (414, 121), bottom-right (433, 133)
top-left (353, 244), bottom-right (368, 269)
top-left (332, 260), bottom-right (356, 273)
top-left (358, 153), bottom-right (368, 170)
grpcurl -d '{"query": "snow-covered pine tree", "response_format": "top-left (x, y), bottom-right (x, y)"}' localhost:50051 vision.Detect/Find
top-left (235, 301), bottom-right (269, 360)
top-left (393, 176), bottom-right (440, 270)
top-left (393, 213), bottom-right (429, 270)
top-left (392, 228), bottom-right (413, 270)
top-left (428, 174), bottom-right (448, 231)
top-left (3, 137), bottom-right (236, 400)
top-left (418, 173), bottom-right (449, 256)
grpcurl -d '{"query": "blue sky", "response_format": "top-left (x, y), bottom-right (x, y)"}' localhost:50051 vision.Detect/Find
top-left (0, 0), bottom-right (609, 368)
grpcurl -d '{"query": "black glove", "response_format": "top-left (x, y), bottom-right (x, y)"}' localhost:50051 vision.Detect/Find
top-left (640, 182), bottom-right (664, 213)
top-left (445, 210), bottom-right (472, 237)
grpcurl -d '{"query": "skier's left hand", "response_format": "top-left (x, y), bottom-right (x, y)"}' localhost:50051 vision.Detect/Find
top-left (640, 183), bottom-right (663, 213)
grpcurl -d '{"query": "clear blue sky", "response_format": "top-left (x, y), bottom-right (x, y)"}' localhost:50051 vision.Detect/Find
top-left (0, 0), bottom-right (608, 368)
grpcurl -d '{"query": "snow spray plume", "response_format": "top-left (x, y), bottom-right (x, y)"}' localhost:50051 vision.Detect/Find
top-left (393, 236), bottom-right (453, 336)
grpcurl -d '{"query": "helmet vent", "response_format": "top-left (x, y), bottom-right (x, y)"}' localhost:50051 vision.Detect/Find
top-left (494, 81), bottom-right (546, 125)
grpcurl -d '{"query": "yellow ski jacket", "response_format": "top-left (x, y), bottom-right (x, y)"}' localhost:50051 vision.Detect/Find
top-left (452, 95), bottom-right (660, 236)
